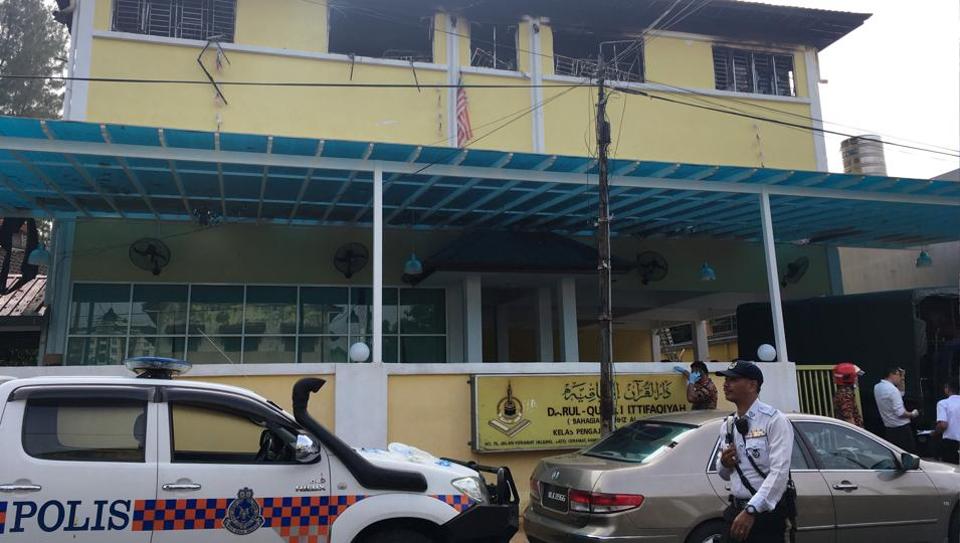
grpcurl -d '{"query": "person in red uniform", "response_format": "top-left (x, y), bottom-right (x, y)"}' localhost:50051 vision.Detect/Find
top-left (832, 362), bottom-right (864, 428)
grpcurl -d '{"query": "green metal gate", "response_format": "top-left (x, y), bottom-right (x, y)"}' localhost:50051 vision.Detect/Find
top-left (796, 365), bottom-right (862, 418)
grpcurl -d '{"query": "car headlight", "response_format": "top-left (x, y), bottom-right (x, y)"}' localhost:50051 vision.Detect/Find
top-left (451, 476), bottom-right (488, 504)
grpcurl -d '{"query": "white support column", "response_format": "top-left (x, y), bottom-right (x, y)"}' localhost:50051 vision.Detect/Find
top-left (558, 277), bottom-right (579, 362)
top-left (527, 17), bottom-right (546, 152)
top-left (693, 320), bottom-right (710, 361)
top-left (372, 166), bottom-right (383, 364)
top-left (760, 190), bottom-right (789, 362)
top-left (41, 219), bottom-right (76, 364)
top-left (463, 276), bottom-right (483, 363)
top-left (66, 0), bottom-right (95, 121)
top-left (334, 363), bottom-right (388, 448)
top-left (804, 48), bottom-right (828, 172)
top-left (446, 14), bottom-right (460, 147)
top-left (496, 304), bottom-right (510, 362)
top-left (651, 330), bottom-right (662, 362)
top-left (537, 287), bottom-right (554, 362)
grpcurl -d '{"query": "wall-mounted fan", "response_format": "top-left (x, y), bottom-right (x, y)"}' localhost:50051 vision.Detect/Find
top-left (636, 251), bottom-right (669, 285)
top-left (781, 256), bottom-right (810, 288)
top-left (334, 242), bottom-right (369, 279)
top-left (129, 238), bottom-right (171, 276)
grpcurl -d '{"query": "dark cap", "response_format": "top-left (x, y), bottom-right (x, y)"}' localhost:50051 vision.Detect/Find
top-left (717, 360), bottom-right (764, 385)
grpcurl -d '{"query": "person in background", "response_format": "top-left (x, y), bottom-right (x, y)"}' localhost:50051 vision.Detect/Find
top-left (675, 361), bottom-right (718, 410)
top-left (874, 366), bottom-right (919, 452)
top-left (934, 381), bottom-right (960, 464)
top-left (832, 362), bottom-right (864, 427)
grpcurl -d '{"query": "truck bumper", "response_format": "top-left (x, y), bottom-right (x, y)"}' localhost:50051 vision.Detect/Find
top-left (439, 458), bottom-right (521, 543)
top-left (441, 501), bottom-right (520, 542)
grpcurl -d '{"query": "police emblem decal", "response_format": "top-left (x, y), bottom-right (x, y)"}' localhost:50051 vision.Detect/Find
top-left (223, 487), bottom-right (265, 536)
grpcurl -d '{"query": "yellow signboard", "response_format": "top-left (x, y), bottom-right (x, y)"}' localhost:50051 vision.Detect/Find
top-left (472, 373), bottom-right (707, 452)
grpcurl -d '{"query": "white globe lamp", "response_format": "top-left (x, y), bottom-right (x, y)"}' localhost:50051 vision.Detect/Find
top-left (757, 344), bottom-right (777, 362)
top-left (349, 342), bottom-right (371, 363)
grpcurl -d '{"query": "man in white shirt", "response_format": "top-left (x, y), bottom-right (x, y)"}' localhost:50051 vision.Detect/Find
top-left (873, 366), bottom-right (919, 452)
top-left (934, 381), bottom-right (960, 464)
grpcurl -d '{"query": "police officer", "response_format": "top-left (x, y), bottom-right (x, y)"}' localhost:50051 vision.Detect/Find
top-left (716, 361), bottom-right (795, 542)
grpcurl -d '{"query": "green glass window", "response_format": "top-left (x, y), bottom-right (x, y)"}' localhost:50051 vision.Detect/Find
top-left (401, 336), bottom-right (446, 364)
top-left (186, 336), bottom-right (243, 364)
top-left (298, 336), bottom-right (348, 363)
top-left (130, 284), bottom-right (188, 336)
top-left (350, 288), bottom-right (399, 336)
top-left (127, 336), bottom-right (186, 359)
top-left (245, 286), bottom-right (297, 335)
top-left (67, 337), bottom-right (127, 366)
top-left (243, 336), bottom-right (296, 364)
top-left (399, 289), bottom-right (446, 334)
top-left (300, 287), bottom-right (349, 335)
top-left (69, 284), bottom-right (131, 336)
top-left (189, 286), bottom-right (244, 335)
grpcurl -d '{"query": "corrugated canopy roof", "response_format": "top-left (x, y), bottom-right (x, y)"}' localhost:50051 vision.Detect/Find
top-left (0, 116), bottom-right (957, 248)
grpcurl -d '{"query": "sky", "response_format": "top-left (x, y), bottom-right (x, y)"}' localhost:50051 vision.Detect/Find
top-left (761, 0), bottom-right (960, 179)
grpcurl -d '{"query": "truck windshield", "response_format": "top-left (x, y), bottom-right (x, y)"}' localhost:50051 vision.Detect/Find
top-left (583, 421), bottom-right (695, 464)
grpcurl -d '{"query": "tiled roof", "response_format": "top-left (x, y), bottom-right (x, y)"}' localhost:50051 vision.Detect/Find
top-left (0, 275), bottom-right (47, 324)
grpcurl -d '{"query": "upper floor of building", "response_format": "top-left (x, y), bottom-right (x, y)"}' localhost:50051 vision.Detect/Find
top-left (58, 0), bottom-right (868, 170)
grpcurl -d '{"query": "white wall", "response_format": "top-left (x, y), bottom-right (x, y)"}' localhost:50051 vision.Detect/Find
top-left (839, 241), bottom-right (960, 294)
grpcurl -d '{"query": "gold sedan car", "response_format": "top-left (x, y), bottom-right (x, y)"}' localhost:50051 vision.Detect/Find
top-left (524, 410), bottom-right (960, 543)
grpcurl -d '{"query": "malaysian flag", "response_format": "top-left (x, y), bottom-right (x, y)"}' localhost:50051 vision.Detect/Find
top-left (456, 76), bottom-right (473, 148)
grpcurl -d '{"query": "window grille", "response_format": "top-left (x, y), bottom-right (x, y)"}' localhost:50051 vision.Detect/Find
top-left (113, 0), bottom-right (237, 42)
top-left (713, 46), bottom-right (795, 97)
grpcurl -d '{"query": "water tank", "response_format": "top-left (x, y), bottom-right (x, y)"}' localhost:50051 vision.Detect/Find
top-left (841, 135), bottom-right (887, 175)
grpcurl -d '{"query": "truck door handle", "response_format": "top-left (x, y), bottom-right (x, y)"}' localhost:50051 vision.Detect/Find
top-left (162, 483), bottom-right (202, 491)
top-left (832, 482), bottom-right (858, 491)
top-left (0, 484), bottom-right (42, 493)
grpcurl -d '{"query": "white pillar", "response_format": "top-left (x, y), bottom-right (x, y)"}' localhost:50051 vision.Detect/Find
top-left (537, 287), bottom-right (554, 362)
top-left (496, 304), bottom-right (510, 362)
top-left (40, 219), bottom-right (76, 365)
top-left (527, 17), bottom-right (546, 152)
top-left (651, 330), bottom-right (662, 362)
top-left (693, 320), bottom-right (710, 361)
top-left (760, 190), bottom-right (789, 362)
top-left (334, 364), bottom-right (388, 448)
top-left (446, 14), bottom-right (460, 147)
top-left (558, 277), bottom-right (579, 362)
top-left (804, 48), bottom-right (828, 172)
top-left (463, 276), bottom-right (483, 363)
top-left (372, 166), bottom-right (383, 364)
top-left (65, 0), bottom-right (95, 121)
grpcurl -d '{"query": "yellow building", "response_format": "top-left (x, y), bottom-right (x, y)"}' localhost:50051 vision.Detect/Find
top-left (6, 0), bottom-right (959, 512)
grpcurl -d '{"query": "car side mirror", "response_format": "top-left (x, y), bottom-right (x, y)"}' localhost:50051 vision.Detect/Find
top-left (899, 452), bottom-right (920, 471)
top-left (295, 434), bottom-right (321, 463)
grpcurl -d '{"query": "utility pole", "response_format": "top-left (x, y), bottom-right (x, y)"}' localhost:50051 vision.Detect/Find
top-left (596, 63), bottom-right (616, 437)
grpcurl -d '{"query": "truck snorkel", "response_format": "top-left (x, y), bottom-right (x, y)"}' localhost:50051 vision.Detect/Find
top-left (292, 377), bottom-right (428, 492)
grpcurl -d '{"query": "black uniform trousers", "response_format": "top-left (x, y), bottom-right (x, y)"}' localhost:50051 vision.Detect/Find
top-left (940, 438), bottom-right (960, 464)
top-left (722, 499), bottom-right (787, 543)
top-left (885, 423), bottom-right (916, 453)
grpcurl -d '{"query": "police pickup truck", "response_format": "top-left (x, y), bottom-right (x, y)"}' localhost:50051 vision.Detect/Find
top-left (0, 358), bottom-right (519, 542)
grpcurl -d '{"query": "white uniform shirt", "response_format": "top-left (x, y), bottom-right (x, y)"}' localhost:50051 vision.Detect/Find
top-left (874, 379), bottom-right (910, 429)
top-left (717, 399), bottom-right (794, 513)
top-left (936, 395), bottom-right (960, 441)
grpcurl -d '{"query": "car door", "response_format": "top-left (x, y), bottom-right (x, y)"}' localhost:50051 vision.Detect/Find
top-left (707, 432), bottom-right (836, 543)
top-left (0, 385), bottom-right (157, 542)
top-left (153, 388), bottom-right (330, 543)
top-left (795, 420), bottom-right (942, 543)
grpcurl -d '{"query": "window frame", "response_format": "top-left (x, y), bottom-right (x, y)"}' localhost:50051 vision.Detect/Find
top-left (712, 45), bottom-right (797, 97)
top-left (793, 419), bottom-right (902, 472)
top-left (165, 388), bottom-right (308, 465)
top-left (65, 282), bottom-right (448, 365)
top-left (111, 0), bottom-right (238, 43)
top-left (20, 391), bottom-right (150, 464)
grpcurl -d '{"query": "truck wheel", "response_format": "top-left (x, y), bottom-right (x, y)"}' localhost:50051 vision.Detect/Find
top-left (685, 520), bottom-right (724, 543)
top-left (358, 528), bottom-right (435, 543)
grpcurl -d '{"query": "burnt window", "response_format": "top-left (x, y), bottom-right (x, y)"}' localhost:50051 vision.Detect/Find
top-left (329, 9), bottom-right (433, 62)
top-left (470, 22), bottom-right (517, 71)
top-left (112, 0), bottom-right (237, 42)
top-left (553, 29), bottom-right (644, 83)
top-left (713, 46), bottom-right (795, 97)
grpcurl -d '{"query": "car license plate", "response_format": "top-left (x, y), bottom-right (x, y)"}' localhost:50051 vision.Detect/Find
top-left (541, 483), bottom-right (569, 513)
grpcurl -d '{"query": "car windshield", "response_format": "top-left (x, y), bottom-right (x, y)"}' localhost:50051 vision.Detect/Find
top-left (583, 421), bottom-right (696, 463)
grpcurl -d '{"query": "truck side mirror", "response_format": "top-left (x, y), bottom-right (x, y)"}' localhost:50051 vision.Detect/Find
top-left (295, 434), bottom-right (321, 464)
top-left (899, 452), bottom-right (920, 471)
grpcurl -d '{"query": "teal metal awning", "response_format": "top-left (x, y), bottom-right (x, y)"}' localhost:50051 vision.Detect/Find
top-left (0, 116), bottom-right (957, 247)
